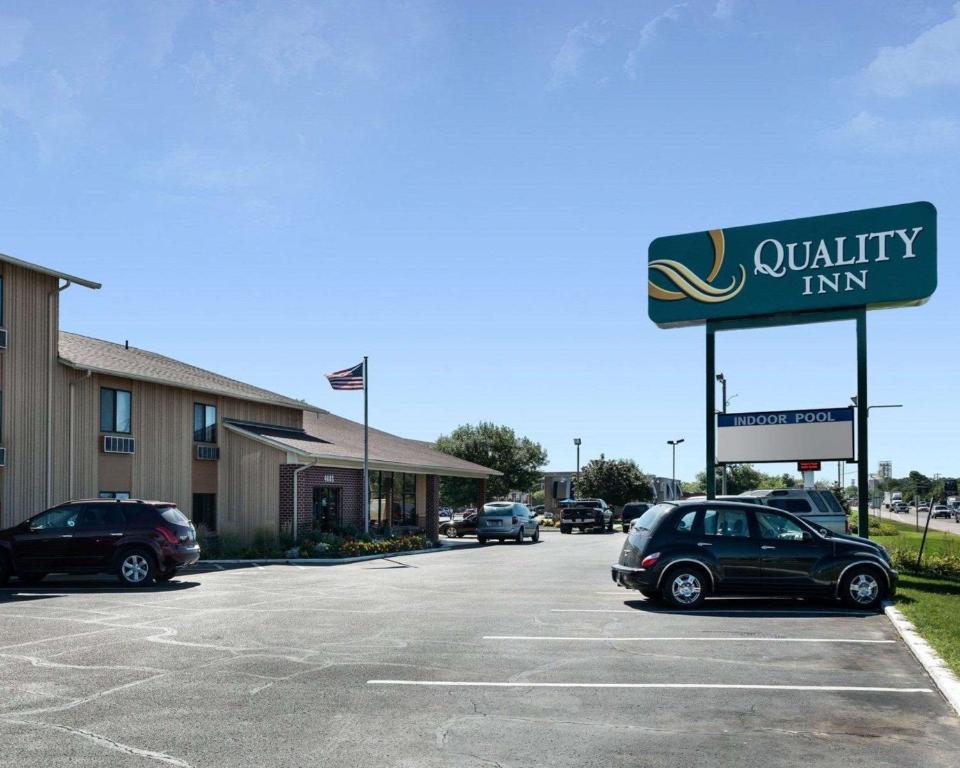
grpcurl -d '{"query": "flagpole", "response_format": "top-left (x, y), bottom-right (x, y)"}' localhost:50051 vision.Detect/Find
top-left (363, 356), bottom-right (369, 536)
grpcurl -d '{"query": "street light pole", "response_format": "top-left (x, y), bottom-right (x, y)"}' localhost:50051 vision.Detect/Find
top-left (667, 439), bottom-right (684, 500)
top-left (573, 438), bottom-right (581, 499)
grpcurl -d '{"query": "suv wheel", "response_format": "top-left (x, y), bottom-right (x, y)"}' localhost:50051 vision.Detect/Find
top-left (516, 528), bottom-right (524, 544)
top-left (532, 527), bottom-right (540, 543)
top-left (560, 525), bottom-right (571, 534)
top-left (445, 526), bottom-right (459, 538)
top-left (661, 566), bottom-right (708, 609)
top-left (840, 567), bottom-right (884, 610)
top-left (117, 549), bottom-right (156, 587)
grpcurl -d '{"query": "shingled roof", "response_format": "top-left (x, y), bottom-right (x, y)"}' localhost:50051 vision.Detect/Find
top-left (223, 411), bottom-right (499, 478)
top-left (59, 331), bottom-right (320, 412)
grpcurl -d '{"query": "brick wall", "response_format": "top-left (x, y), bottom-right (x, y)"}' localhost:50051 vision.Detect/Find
top-left (279, 464), bottom-right (364, 536)
top-left (279, 465), bottom-right (443, 543)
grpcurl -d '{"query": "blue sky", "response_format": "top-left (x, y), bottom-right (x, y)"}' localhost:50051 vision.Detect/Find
top-left (0, 0), bottom-right (956, 483)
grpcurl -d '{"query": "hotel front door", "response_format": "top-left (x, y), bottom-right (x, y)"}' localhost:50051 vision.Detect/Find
top-left (313, 487), bottom-right (341, 532)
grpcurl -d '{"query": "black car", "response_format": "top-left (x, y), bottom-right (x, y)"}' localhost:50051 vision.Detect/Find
top-left (0, 499), bottom-right (201, 587)
top-left (611, 500), bottom-right (896, 610)
top-left (441, 513), bottom-right (478, 538)
top-left (620, 501), bottom-right (652, 533)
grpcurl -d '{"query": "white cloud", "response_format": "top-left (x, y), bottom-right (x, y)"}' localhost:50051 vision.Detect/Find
top-left (0, 14), bottom-right (29, 68)
top-left (861, 2), bottom-right (960, 97)
top-left (139, 146), bottom-right (271, 191)
top-left (829, 110), bottom-right (960, 154)
top-left (713, 0), bottom-right (738, 20)
top-left (625, 3), bottom-right (688, 79)
top-left (548, 21), bottom-right (609, 90)
top-left (141, 0), bottom-right (191, 68)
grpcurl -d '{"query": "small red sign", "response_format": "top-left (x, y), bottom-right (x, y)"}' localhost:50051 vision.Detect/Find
top-left (797, 460), bottom-right (822, 472)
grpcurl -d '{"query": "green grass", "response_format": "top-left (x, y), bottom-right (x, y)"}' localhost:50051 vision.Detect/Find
top-left (871, 518), bottom-right (960, 558)
top-left (893, 573), bottom-right (960, 677)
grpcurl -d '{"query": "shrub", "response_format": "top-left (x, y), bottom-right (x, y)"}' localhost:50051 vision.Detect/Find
top-left (889, 548), bottom-right (960, 582)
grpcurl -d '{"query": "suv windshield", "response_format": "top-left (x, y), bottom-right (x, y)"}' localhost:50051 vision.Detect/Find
top-left (631, 504), bottom-right (673, 532)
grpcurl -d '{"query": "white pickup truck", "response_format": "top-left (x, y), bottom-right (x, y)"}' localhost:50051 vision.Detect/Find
top-left (738, 489), bottom-right (850, 534)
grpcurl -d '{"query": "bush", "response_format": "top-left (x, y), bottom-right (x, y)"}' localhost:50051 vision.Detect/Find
top-left (847, 517), bottom-right (900, 536)
top-left (889, 548), bottom-right (960, 582)
top-left (200, 525), bottom-right (430, 560)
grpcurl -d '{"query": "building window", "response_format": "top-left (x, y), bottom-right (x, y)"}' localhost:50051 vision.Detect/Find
top-left (98, 491), bottom-right (131, 499)
top-left (391, 472), bottom-right (418, 527)
top-left (193, 403), bottom-right (217, 444)
top-left (100, 388), bottom-right (132, 434)
top-left (192, 493), bottom-right (217, 532)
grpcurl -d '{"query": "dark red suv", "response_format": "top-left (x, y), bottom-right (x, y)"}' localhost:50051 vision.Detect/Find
top-left (0, 499), bottom-right (200, 587)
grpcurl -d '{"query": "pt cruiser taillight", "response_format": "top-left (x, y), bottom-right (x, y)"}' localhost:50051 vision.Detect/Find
top-left (640, 553), bottom-right (661, 568)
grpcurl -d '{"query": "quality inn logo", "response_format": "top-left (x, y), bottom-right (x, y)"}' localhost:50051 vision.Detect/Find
top-left (648, 229), bottom-right (747, 304)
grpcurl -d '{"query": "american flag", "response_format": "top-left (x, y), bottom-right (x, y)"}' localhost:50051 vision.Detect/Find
top-left (325, 362), bottom-right (365, 390)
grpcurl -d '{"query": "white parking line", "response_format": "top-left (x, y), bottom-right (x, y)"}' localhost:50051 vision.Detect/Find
top-left (483, 635), bottom-right (894, 644)
top-left (367, 680), bottom-right (932, 693)
top-left (553, 609), bottom-right (877, 617)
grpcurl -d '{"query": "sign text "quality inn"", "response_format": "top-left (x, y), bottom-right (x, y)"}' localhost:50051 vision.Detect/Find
top-left (648, 202), bottom-right (937, 328)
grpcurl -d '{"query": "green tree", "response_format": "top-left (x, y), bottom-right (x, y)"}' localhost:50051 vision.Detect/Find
top-left (435, 423), bottom-right (547, 507)
top-left (575, 455), bottom-right (654, 507)
top-left (694, 464), bottom-right (764, 495)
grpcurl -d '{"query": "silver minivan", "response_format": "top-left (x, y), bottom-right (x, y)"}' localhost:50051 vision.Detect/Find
top-left (477, 502), bottom-right (540, 545)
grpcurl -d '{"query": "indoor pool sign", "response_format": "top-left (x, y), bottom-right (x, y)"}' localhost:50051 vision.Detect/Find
top-left (648, 201), bottom-right (937, 328)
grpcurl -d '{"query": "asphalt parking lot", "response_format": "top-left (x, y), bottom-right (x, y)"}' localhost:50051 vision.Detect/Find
top-left (2, 533), bottom-right (959, 767)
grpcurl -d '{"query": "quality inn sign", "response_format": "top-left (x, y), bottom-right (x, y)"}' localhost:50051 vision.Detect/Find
top-left (648, 201), bottom-right (937, 327)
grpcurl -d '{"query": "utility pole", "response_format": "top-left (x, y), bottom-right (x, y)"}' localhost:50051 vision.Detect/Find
top-left (716, 373), bottom-right (728, 495)
top-left (573, 438), bottom-right (581, 499)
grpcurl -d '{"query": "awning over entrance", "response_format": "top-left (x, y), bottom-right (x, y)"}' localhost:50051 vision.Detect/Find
top-left (223, 411), bottom-right (500, 479)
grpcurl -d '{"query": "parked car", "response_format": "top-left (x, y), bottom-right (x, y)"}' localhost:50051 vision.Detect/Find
top-left (738, 488), bottom-right (849, 534)
top-left (931, 505), bottom-right (952, 519)
top-left (477, 502), bottom-right (540, 544)
top-left (0, 499), bottom-right (200, 587)
top-left (611, 500), bottom-right (896, 610)
top-left (453, 508), bottom-right (476, 522)
top-left (559, 498), bottom-right (613, 534)
top-left (440, 513), bottom-right (477, 538)
top-left (438, 507), bottom-right (453, 523)
top-left (621, 501), bottom-right (653, 533)
top-left (917, 504), bottom-right (931, 514)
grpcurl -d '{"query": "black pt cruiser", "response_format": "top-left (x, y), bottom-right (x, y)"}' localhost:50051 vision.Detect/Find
top-left (611, 500), bottom-right (896, 610)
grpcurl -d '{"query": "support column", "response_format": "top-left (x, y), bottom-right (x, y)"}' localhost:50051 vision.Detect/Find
top-left (706, 325), bottom-right (717, 500)
top-left (856, 310), bottom-right (869, 538)
top-left (475, 477), bottom-right (487, 512)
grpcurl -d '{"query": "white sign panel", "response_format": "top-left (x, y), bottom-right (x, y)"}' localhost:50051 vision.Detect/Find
top-left (717, 407), bottom-right (854, 464)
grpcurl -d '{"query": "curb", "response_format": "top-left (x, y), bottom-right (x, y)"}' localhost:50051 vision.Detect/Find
top-left (196, 542), bottom-right (481, 567)
top-left (884, 600), bottom-right (960, 717)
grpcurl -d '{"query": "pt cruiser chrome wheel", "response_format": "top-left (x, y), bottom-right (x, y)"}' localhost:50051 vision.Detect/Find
top-left (121, 554), bottom-right (150, 583)
top-left (848, 573), bottom-right (879, 604)
top-left (671, 573), bottom-right (702, 605)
